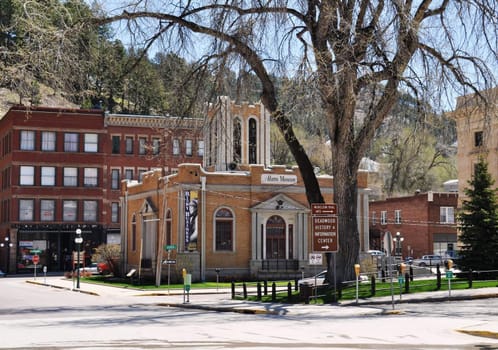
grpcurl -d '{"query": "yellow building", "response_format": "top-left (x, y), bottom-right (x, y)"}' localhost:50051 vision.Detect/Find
top-left (120, 98), bottom-right (370, 283)
top-left (451, 87), bottom-right (498, 203)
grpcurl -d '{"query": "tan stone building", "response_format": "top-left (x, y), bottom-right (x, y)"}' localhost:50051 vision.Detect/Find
top-left (451, 87), bottom-right (498, 203)
top-left (120, 98), bottom-right (371, 283)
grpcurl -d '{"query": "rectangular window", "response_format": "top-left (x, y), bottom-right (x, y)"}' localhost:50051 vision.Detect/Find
top-left (111, 169), bottom-right (120, 189)
top-left (185, 139), bottom-right (192, 156)
top-left (83, 200), bottom-right (97, 222)
top-left (198, 140), bottom-right (204, 156)
top-left (83, 168), bottom-right (98, 187)
top-left (20, 130), bottom-right (35, 150)
top-left (440, 207), bottom-right (455, 224)
top-left (474, 131), bottom-right (483, 147)
top-left (125, 137), bottom-right (134, 154)
top-left (63, 167), bottom-right (78, 186)
top-left (380, 211), bottom-right (387, 225)
top-left (372, 212), bottom-right (376, 225)
top-left (84, 133), bottom-right (98, 152)
top-left (40, 199), bottom-right (55, 221)
top-left (111, 202), bottom-right (119, 223)
top-left (41, 131), bottom-right (56, 151)
top-left (394, 210), bottom-right (402, 224)
top-left (124, 169), bottom-right (133, 180)
top-left (138, 169), bottom-right (146, 181)
top-left (41, 166), bottom-right (56, 186)
top-left (173, 139), bottom-right (180, 155)
top-left (19, 199), bottom-right (34, 221)
top-left (112, 135), bottom-right (120, 154)
top-left (20, 166), bottom-right (35, 185)
top-left (64, 133), bottom-right (79, 152)
top-left (152, 138), bottom-right (160, 155)
top-left (63, 200), bottom-right (77, 221)
top-left (139, 137), bottom-right (147, 155)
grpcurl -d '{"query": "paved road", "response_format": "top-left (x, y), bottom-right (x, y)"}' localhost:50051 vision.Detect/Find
top-left (1, 276), bottom-right (497, 349)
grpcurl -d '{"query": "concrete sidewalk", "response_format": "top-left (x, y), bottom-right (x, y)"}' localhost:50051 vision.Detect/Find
top-left (25, 275), bottom-right (498, 317)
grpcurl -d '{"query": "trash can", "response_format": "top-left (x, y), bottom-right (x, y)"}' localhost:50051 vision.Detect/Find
top-left (299, 282), bottom-right (313, 304)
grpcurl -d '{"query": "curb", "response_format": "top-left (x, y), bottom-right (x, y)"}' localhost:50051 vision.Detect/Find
top-left (26, 280), bottom-right (99, 296)
top-left (339, 292), bottom-right (498, 306)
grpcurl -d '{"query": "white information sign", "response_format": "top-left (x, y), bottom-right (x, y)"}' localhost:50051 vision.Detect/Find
top-left (309, 253), bottom-right (323, 265)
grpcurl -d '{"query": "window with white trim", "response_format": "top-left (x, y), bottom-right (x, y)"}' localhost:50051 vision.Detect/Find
top-left (124, 169), bottom-right (133, 180)
top-left (20, 166), bottom-right (35, 185)
top-left (41, 166), bottom-right (56, 186)
top-left (111, 169), bottom-right (120, 189)
top-left (372, 212), bottom-right (376, 225)
top-left (173, 139), bottom-right (180, 155)
top-left (111, 202), bottom-right (119, 223)
top-left (198, 140), bottom-right (204, 156)
top-left (20, 131), bottom-right (35, 150)
top-left (185, 139), bottom-right (192, 156)
top-left (394, 210), bottom-right (402, 224)
top-left (440, 207), bottom-right (455, 224)
top-left (380, 211), bottom-right (387, 225)
top-left (152, 138), bottom-right (160, 155)
top-left (125, 137), bottom-right (133, 154)
top-left (139, 137), bottom-right (147, 155)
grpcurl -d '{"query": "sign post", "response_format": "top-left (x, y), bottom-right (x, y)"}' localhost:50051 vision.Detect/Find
top-left (164, 244), bottom-right (177, 294)
top-left (311, 204), bottom-right (338, 253)
top-left (33, 254), bottom-right (39, 280)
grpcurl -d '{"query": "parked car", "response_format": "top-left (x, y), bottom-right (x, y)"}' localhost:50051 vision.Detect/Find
top-left (413, 255), bottom-right (445, 267)
top-left (78, 263), bottom-right (100, 275)
top-left (97, 262), bottom-right (110, 274)
top-left (404, 257), bottom-right (414, 265)
top-left (367, 250), bottom-right (385, 256)
top-left (0, 269), bottom-right (5, 277)
top-left (298, 270), bottom-right (327, 286)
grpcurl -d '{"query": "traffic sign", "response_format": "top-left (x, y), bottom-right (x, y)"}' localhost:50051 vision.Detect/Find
top-left (162, 259), bottom-right (177, 265)
top-left (309, 253), bottom-right (323, 265)
top-left (33, 255), bottom-right (40, 265)
top-left (311, 203), bottom-right (337, 215)
top-left (164, 244), bottom-right (177, 251)
top-left (312, 215), bottom-right (338, 252)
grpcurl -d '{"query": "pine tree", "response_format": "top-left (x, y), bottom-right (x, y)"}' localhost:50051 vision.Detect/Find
top-left (458, 158), bottom-right (498, 271)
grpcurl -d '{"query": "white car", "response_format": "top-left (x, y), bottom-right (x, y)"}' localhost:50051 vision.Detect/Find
top-left (77, 263), bottom-right (100, 275)
top-left (298, 270), bottom-right (327, 286)
top-left (367, 250), bottom-right (385, 256)
top-left (413, 255), bottom-right (445, 267)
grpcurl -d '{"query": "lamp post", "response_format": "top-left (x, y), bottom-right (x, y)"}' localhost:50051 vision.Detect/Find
top-left (394, 232), bottom-right (404, 258)
top-left (74, 229), bottom-right (83, 289)
top-left (1, 237), bottom-right (13, 275)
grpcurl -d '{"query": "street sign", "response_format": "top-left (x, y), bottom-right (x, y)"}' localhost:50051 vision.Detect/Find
top-left (33, 255), bottom-right (40, 265)
top-left (312, 215), bottom-right (338, 252)
top-left (30, 249), bottom-right (42, 254)
top-left (164, 244), bottom-right (177, 251)
top-left (309, 253), bottom-right (323, 265)
top-left (311, 203), bottom-right (337, 215)
top-left (162, 259), bottom-right (177, 265)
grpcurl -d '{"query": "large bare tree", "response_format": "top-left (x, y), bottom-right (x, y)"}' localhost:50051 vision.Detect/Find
top-left (92, 1), bottom-right (496, 282)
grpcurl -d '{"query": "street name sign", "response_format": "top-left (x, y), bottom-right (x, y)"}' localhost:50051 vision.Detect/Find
top-left (311, 203), bottom-right (337, 215)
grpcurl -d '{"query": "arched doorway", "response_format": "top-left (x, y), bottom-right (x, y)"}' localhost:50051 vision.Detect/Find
top-left (265, 215), bottom-right (286, 259)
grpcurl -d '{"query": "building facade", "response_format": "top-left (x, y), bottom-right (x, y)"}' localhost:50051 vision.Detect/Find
top-left (369, 191), bottom-right (458, 259)
top-left (451, 87), bottom-right (498, 204)
top-left (121, 98), bottom-right (371, 283)
top-left (0, 105), bottom-right (203, 274)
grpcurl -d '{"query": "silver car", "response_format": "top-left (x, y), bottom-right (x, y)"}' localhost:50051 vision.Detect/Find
top-left (298, 270), bottom-right (327, 286)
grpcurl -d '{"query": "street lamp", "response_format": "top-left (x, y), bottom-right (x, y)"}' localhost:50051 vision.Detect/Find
top-left (74, 229), bottom-right (83, 289)
top-left (0, 236), bottom-right (13, 275)
top-left (393, 232), bottom-right (404, 258)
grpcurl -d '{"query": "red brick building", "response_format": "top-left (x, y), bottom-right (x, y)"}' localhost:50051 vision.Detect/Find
top-left (0, 105), bottom-right (203, 274)
top-left (369, 192), bottom-right (458, 259)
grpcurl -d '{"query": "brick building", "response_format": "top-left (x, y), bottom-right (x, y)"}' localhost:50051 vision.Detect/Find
top-left (121, 98), bottom-right (371, 283)
top-left (369, 191), bottom-right (458, 259)
top-left (0, 105), bottom-right (203, 274)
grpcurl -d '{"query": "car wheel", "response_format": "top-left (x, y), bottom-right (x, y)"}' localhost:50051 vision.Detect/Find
top-left (419, 262), bottom-right (426, 267)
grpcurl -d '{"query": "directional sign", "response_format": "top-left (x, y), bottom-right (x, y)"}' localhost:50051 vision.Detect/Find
top-left (164, 244), bottom-right (177, 251)
top-left (311, 203), bottom-right (337, 216)
top-left (312, 215), bottom-right (338, 252)
top-left (162, 259), bottom-right (177, 265)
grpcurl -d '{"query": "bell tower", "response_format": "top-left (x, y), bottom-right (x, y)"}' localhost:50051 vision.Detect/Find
top-left (204, 96), bottom-right (271, 171)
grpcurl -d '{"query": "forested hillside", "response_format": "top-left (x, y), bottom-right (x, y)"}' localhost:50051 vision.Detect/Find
top-left (0, 0), bottom-right (457, 196)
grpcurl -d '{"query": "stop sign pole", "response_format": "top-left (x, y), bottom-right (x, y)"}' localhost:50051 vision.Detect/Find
top-left (33, 254), bottom-right (39, 280)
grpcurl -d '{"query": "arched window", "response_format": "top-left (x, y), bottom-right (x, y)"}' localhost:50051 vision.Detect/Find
top-left (233, 118), bottom-right (242, 164)
top-left (266, 215), bottom-right (286, 259)
top-left (215, 208), bottom-right (234, 251)
top-left (248, 118), bottom-right (257, 164)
